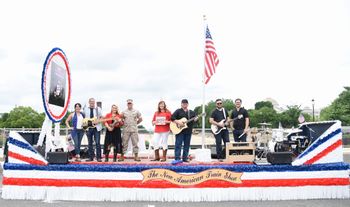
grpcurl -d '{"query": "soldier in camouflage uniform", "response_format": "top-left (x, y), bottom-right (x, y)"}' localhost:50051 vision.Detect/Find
top-left (119, 99), bottom-right (143, 161)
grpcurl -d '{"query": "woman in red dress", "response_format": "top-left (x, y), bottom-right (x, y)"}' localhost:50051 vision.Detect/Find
top-left (104, 104), bottom-right (123, 162)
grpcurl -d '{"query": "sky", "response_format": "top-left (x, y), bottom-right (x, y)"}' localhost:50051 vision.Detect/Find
top-left (0, 0), bottom-right (350, 130)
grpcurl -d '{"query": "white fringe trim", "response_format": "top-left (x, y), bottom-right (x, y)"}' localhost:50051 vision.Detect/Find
top-left (3, 169), bottom-right (349, 180)
top-left (2, 186), bottom-right (349, 201)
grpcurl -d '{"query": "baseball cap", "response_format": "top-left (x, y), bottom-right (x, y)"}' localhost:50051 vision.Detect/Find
top-left (181, 99), bottom-right (188, 104)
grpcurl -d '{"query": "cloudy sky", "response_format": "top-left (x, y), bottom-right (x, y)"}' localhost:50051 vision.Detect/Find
top-left (0, 0), bottom-right (349, 129)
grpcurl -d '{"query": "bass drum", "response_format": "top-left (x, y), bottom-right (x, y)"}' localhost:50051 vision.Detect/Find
top-left (268, 140), bottom-right (289, 152)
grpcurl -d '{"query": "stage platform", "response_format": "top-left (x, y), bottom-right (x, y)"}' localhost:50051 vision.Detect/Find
top-left (2, 121), bottom-right (350, 201)
top-left (2, 161), bottom-right (349, 201)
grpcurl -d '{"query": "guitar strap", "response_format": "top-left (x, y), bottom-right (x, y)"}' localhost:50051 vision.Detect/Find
top-left (223, 108), bottom-right (227, 120)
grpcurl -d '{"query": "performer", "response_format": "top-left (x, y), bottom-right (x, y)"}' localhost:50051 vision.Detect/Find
top-left (151, 101), bottom-right (172, 162)
top-left (171, 99), bottom-right (198, 163)
top-left (230, 98), bottom-right (250, 142)
top-left (83, 98), bottom-right (103, 162)
top-left (209, 99), bottom-right (229, 162)
top-left (103, 104), bottom-right (123, 162)
top-left (65, 103), bottom-right (85, 162)
top-left (120, 99), bottom-right (143, 162)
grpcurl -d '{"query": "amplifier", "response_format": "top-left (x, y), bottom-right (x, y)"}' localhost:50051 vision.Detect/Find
top-left (267, 152), bottom-right (293, 165)
top-left (47, 152), bottom-right (69, 164)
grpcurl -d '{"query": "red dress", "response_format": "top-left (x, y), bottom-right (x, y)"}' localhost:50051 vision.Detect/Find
top-left (104, 113), bottom-right (123, 153)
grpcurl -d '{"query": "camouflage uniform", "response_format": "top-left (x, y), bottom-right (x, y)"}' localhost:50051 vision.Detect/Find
top-left (122, 109), bottom-right (142, 154)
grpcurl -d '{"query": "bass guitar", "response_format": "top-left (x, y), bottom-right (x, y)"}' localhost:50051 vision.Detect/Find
top-left (210, 114), bottom-right (243, 135)
top-left (170, 113), bottom-right (205, 135)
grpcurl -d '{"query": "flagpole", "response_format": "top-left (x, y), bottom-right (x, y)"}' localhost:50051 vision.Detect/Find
top-left (201, 15), bottom-right (207, 149)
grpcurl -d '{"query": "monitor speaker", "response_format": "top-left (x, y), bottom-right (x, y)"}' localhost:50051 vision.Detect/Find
top-left (47, 152), bottom-right (69, 164)
top-left (267, 152), bottom-right (293, 165)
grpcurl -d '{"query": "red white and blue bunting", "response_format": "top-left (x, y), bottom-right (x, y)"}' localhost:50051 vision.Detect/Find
top-left (2, 121), bottom-right (350, 201)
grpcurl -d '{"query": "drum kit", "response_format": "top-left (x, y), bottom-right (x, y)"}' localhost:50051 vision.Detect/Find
top-left (247, 122), bottom-right (312, 162)
top-left (252, 122), bottom-right (273, 160)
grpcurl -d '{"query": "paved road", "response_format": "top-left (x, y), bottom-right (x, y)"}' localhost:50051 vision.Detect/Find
top-left (0, 153), bottom-right (349, 207)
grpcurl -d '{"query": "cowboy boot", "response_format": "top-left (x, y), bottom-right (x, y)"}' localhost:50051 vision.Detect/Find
top-left (104, 151), bottom-right (109, 162)
top-left (113, 152), bottom-right (117, 162)
top-left (151, 149), bottom-right (160, 161)
top-left (118, 153), bottom-right (124, 162)
top-left (160, 149), bottom-right (167, 162)
top-left (134, 153), bottom-right (141, 162)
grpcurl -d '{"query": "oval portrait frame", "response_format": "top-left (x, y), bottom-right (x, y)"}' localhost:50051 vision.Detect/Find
top-left (41, 48), bottom-right (71, 123)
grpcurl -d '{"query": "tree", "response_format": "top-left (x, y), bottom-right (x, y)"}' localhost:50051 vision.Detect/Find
top-left (0, 112), bottom-right (9, 125)
top-left (0, 106), bottom-right (45, 128)
top-left (60, 112), bottom-right (70, 127)
top-left (277, 105), bottom-right (311, 128)
top-left (254, 101), bottom-right (273, 110)
top-left (249, 106), bottom-right (278, 128)
top-left (320, 87), bottom-right (350, 125)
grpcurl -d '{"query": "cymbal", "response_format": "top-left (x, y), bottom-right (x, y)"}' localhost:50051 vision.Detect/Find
top-left (284, 128), bottom-right (302, 134)
top-left (258, 122), bottom-right (272, 126)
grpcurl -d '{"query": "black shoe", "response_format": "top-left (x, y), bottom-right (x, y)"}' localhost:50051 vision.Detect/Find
top-left (97, 159), bottom-right (102, 162)
top-left (183, 159), bottom-right (190, 163)
top-left (88, 158), bottom-right (93, 161)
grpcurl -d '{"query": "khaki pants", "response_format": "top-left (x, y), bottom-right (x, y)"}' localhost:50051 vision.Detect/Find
top-left (122, 131), bottom-right (139, 154)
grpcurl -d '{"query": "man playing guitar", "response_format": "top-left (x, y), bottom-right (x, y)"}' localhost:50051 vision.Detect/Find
top-left (83, 98), bottom-right (103, 162)
top-left (171, 99), bottom-right (198, 163)
top-left (209, 99), bottom-right (229, 162)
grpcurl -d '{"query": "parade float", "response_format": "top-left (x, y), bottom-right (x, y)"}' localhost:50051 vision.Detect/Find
top-left (1, 48), bottom-right (349, 201)
top-left (2, 121), bottom-right (349, 201)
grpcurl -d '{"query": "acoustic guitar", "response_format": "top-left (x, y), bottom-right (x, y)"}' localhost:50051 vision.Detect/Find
top-left (109, 118), bottom-right (122, 128)
top-left (170, 113), bottom-right (205, 135)
top-left (82, 117), bottom-right (115, 130)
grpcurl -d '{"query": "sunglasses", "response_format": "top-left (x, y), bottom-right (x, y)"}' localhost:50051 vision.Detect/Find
top-left (216, 102), bottom-right (223, 105)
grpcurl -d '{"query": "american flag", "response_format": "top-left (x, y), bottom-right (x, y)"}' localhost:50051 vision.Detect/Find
top-left (204, 26), bottom-right (219, 84)
top-left (298, 113), bottom-right (305, 123)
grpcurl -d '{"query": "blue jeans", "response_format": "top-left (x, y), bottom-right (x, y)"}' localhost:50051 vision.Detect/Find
top-left (214, 129), bottom-right (229, 159)
top-left (175, 133), bottom-right (192, 161)
top-left (86, 128), bottom-right (101, 159)
top-left (233, 129), bottom-right (247, 142)
top-left (72, 129), bottom-right (84, 156)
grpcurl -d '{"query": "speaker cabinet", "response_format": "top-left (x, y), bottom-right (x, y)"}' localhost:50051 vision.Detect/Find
top-left (47, 152), bottom-right (69, 164)
top-left (225, 142), bottom-right (255, 162)
top-left (267, 152), bottom-right (293, 165)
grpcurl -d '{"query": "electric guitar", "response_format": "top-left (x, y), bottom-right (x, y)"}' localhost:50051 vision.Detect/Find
top-left (211, 114), bottom-right (243, 135)
top-left (170, 113), bottom-right (205, 135)
top-left (82, 117), bottom-right (115, 130)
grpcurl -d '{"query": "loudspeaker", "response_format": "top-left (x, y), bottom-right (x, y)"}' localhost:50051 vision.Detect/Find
top-left (267, 152), bottom-right (293, 165)
top-left (47, 152), bottom-right (69, 164)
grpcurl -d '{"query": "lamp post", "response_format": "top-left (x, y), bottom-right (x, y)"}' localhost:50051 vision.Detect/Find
top-left (312, 99), bottom-right (315, 122)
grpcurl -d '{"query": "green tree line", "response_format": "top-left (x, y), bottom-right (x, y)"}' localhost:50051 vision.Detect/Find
top-left (194, 99), bottom-right (311, 128)
top-left (1, 87), bottom-right (350, 128)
